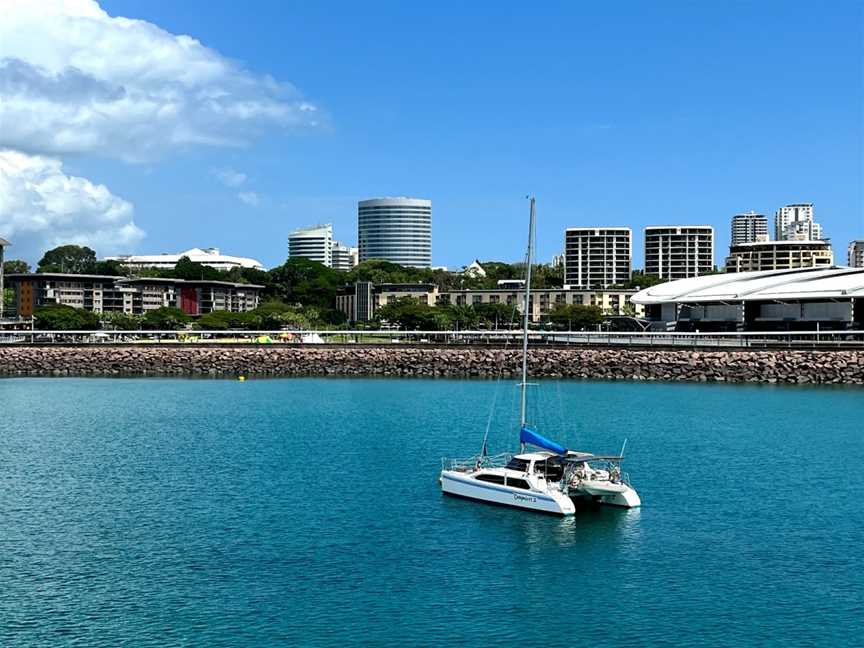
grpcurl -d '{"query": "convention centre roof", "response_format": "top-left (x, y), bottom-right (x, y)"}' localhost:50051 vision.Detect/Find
top-left (632, 267), bottom-right (864, 304)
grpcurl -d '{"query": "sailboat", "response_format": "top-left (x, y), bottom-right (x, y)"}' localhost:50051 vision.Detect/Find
top-left (439, 197), bottom-right (641, 516)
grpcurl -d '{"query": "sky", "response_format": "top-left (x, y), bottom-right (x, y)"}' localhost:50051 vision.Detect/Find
top-left (0, 0), bottom-right (862, 269)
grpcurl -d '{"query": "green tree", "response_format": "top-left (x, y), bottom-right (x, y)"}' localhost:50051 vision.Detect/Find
top-left (143, 307), bottom-right (192, 330)
top-left (474, 302), bottom-right (519, 329)
top-left (37, 245), bottom-right (98, 274)
top-left (316, 307), bottom-right (348, 326)
top-left (92, 259), bottom-right (127, 276)
top-left (619, 270), bottom-right (665, 290)
top-left (34, 304), bottom-right (100, 330)
top-left (3, 288), bottom-right (13, 309)
top-left (548, 304), bottom-right (604, 330)
top-left (171, 256), bottom-right (223, 281)
top-left (100, 312), bottom-right (144, 330)
top-left (3, 259), bottom-right (30, 274)
top-left (249, 300), bottom-right (293, 328)
top-left (239, 267), bottom-right (271, 286)
top-left (198, 310), bottom-right (256, 330)
top-left (445, 303), bottom-right (479, 329)
top-left (346, 259), bottom-right (419, 285)
top-left (267, 258), bottom-right (344, 309)
top-left (376, 297), bottom-right (443, 330)
top-left (533, 263), bottom-right (564, 288)
top-left (476, 261), bottom-right (519, 288)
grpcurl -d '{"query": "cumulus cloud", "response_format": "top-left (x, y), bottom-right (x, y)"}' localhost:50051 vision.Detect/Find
top-left (213, 168), bottom-right (248, 188)
top-left (0, 0), bottom-right (321, 161)
top-left (237, 191), bottom-right (261, 207)
top-left (0, 149), bottom-right (143, 258)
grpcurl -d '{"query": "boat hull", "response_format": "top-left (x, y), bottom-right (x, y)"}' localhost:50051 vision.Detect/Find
top-left (574, 480), bottom-right (641, 508)
top-left (440, 471), bottom-right (575, 516)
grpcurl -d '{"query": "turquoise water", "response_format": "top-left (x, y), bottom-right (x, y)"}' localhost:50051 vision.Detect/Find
top-left (0, 377), bottom-right (862, 647)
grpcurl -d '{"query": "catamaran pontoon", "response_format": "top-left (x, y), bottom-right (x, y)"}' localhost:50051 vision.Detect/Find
top-left (439, 197), bottom-right (641, 516)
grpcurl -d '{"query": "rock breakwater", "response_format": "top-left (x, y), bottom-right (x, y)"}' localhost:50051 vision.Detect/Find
top-left (1, 346), bottom-right (863, 384)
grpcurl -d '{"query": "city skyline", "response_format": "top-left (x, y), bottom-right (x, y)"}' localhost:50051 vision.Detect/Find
top-left (0, 1), bottom-right (861, 270)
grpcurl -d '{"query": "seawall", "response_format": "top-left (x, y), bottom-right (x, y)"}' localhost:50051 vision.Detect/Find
top-left (1, 346), bottom-right (863, 384)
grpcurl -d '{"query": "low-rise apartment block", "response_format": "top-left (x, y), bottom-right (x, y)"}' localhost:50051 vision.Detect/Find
top-left (5, 274), bottom-right (263, 317)
top-left (336, 283), bottom-right (644, 323)
top-left (336, 283), bottom-right (438, 323)
top-left (724, 240), bottom-right (833, 273)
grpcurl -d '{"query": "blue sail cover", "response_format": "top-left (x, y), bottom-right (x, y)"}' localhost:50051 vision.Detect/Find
top-left (519, 426), bottom-right (567, 455)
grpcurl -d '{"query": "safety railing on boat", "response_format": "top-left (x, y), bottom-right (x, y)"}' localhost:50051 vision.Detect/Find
top-left (442, 452), bottom-right (512, 472)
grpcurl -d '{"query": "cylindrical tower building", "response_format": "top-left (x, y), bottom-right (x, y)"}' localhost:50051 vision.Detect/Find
top-left (358, 197), bottom-right (431, 268)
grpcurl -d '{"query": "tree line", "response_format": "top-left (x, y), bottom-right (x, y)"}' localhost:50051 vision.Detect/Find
top-left (4, 243), bottom-right (651, 330)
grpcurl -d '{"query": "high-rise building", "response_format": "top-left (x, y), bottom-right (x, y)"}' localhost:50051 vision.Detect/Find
top-left (731, 211), bottom-right (768, 246)
top-left (288, 224), bottom-right (333, 266)
top-left (774, 203), bottom-right (823, 241)
top-left (849, 240), bottom-right (864, 268)
top-left (644, 226), bottom-right (714, 280)
top-left (332, 242), bottom-right (358, 272)
top-left (725, 240), bottom-right (833, 273)
top-left (358, 197), bottom-right (432, 268)
top-left (563, 228), bottom-right (631, 289)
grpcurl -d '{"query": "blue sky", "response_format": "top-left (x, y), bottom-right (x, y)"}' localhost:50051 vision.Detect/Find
top-left (2, 1), bottom-right (862, 268)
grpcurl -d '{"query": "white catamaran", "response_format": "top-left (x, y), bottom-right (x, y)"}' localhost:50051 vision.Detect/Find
top-left (439, 197), bottom-right (641, 516)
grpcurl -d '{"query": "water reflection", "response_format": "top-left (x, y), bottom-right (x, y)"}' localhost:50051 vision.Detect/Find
top-left (440, 495), bottom-right (642, 553)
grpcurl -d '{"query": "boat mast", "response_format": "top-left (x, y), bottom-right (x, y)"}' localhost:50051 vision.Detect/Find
top-left (519, 196), bottom-right (536, 446)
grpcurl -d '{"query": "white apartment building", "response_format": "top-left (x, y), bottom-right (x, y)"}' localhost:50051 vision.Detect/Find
top-left (332, 242), bottom-right (359, 272)
top-left (644, 226), bottom-right (714, 280)
top-left (288, 224), bottom-right (334, 266)
top-left (848, 240), bottom-right (864, 268)
top-left (774, 203), bottom-right (823, 241)
top-left (564, 228), bottom-right (631, 289)
top-left (730, 211), bottom-right (768, 246)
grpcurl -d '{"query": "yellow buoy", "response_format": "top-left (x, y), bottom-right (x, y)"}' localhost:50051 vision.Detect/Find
top-left (238, 375), bottom-right (246, 381)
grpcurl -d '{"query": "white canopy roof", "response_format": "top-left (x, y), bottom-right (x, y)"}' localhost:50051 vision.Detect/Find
top-left (632, 267), bottom-right (864, 304)
top-left (105, 247), bottom-right (264, 270)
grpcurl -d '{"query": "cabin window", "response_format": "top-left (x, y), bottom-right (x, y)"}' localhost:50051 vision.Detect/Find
top-left (505, 458), bottom-right (529, 472)
top-left (475, 473), bottom-right (506, 485)
top-left (533, 458), bottom-right (564, 481)
top-left (506, 478), bottom-right (530, 490)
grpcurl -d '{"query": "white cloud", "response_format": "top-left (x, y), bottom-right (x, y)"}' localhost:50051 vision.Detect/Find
top-left (0, 149), bottom-right (144, 259)
top-left (237, 191), bottom-right (261, 206)
top-left (213, 168), bottom-right (247, 188)
top-left (0, 0), bottom-right (321, 161)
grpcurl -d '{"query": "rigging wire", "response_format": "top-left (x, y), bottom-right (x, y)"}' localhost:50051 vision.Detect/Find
top-left (481, 197), bottom-right (537, 456)
top-left (555, 379), bottom-right (574, 447)
top-left (479, 281), bottom-right (522, 458)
